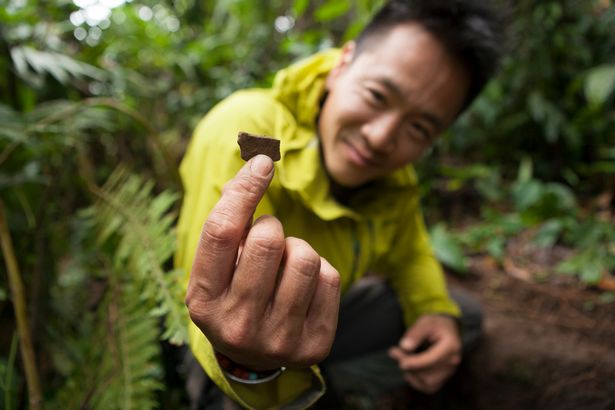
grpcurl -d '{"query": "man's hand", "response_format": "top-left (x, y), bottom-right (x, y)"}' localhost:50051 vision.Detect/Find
top-left (388, 314), bottom-right (461, 394)
top-left (185, 155), bottom-right (341, 371)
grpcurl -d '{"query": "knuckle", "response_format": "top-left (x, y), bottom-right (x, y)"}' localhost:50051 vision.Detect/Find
top-left (185, 293), bottom-right (207, 322)
top-left (265, 337), bottom-right (294, 363)
top-left (311, 344), bottom-right (331, 364)
top-left (185, 294), bottom-right (198, 316)
top-left (286, 238), bottom-right (321, 276)
top-left (224, 175), bottom-right (264, 202)
top-left (318, 261), bottom-right (341, 287)
top-left (186, 301), bottom-right (203, 325)
top-left (202, 214), bottom-right (240, 248)
top-left (246, 222), bottom-right (285, 256)
top-left (184, 288), bottom-right (195, 309)
top-left (245, 238), bottom-right (285, 260)
top-left (296, 346), bottom-right (328, 367)
top-left (186, 300), bottom-right (219, 337)
top-left (307, 316), bottom-right (336, 339)
top-left (299, 329), bottom-right (334, 366)
top-left (219, 320), bottom-right (252, 351)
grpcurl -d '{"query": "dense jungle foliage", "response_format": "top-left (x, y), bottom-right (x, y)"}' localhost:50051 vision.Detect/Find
top-left (0, 0), bottom-right (613, 408)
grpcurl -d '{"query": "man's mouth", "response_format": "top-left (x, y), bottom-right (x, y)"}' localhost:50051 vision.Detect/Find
top-left (343, 140), bottom-right (380, 168)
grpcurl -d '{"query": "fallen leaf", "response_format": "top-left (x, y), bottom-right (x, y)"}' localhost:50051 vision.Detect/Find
top-left (598, 274), bottom-right (615, 292)
top-left (503, 257), bottom-right (532, 281)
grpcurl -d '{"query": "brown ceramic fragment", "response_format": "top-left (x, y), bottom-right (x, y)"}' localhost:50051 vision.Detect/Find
top-left (237, 131), bottom-right (281, 162)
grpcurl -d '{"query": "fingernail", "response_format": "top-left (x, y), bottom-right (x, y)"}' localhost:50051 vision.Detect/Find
top-left (250, 155), bottom-right (273, 177)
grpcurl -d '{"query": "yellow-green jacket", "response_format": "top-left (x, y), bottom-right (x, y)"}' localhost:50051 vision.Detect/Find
top-left (175, 49), bottom-right (460, 409)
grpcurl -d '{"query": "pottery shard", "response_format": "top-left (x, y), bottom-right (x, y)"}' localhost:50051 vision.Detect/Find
top-left (237, 131), bottom-right (281, 162)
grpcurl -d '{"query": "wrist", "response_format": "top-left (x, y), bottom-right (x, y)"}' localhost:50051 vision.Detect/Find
top-left (215, 352), bottom-right (286, 384)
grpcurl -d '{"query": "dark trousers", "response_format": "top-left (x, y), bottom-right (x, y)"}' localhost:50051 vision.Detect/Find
top-left (318, 276), bottom-right (482, 406)
top-left (185, 277), bottom-right (483, 409)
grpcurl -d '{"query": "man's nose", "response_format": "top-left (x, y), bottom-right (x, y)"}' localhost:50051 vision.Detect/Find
top-left (361, 113), bottom-right (399, 153)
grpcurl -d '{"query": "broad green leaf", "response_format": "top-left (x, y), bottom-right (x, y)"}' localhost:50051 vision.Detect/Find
top-left (516, 157), bottom-right (533, 184)
top-left (430, 223), bottom-right (468, 273)
top-left (557, 249), bottom-right (606, 285)
top-left (314, 0), bottom-right (350, 22)
top-left (344, 20), bottom-right (365, 41)
top-left (292, 0), bottom-right (310, 17)
top-left (528, 91), bottom-right (546, 122)
top-left (512, 179), bottom-right (542, 212)
top-left (544, 183), bottom-right (576, 211)
top-left (580, 262), bottom-right (603, 284)
top-left (485, 236), bottom-right (506, 261)
top-left (585, 64), bottom-right (615, 105)
top-left (533, 219), bottom-right (563, 247)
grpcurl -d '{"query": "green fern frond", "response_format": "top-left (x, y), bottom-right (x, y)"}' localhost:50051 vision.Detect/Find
top-left (48, 265), bottom-right (162, 410)
top-left (10, 46), bottom-right (106, 87)
top-left (82, 168), bottom-right (188, 345)
top-left (88, 279), bottom-right (163, 410)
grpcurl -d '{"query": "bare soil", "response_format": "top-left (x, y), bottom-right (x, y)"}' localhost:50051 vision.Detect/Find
top-left (382, 258), bottom-right (615, 410)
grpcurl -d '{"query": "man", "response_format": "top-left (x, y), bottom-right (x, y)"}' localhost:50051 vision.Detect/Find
top-left (177, 1), bottom-right (505, 408)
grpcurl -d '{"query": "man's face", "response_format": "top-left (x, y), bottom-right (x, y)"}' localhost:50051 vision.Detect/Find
top-left (318, 23), bottom-right (471, 188)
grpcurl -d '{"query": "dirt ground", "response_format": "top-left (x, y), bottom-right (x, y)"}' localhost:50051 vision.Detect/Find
top-left (381, 256), bottom-right (615, 410)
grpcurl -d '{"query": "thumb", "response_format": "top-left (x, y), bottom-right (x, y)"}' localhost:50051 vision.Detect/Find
top-left (400, 321), bottom-right (429, 352)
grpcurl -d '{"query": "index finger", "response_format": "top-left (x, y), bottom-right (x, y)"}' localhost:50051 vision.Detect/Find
top-left (192, 155), bottom-right (274, 297)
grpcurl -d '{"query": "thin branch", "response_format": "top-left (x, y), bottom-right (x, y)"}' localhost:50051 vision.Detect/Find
top-left (3, 333), bottom-right (18, 410)
top-left (0, 141), bottom-right (20, 168)
top-left (0, 201), bottom-right (42, 410)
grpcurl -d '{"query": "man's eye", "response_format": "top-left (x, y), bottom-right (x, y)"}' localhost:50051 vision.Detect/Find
top-left (367, 89), bottom-right (386, 105)
top-left (409, 123), bottom-right (431, 142)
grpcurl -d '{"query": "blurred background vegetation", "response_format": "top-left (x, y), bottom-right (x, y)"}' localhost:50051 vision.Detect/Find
top-left (0, 0), bottom-right (613, 408)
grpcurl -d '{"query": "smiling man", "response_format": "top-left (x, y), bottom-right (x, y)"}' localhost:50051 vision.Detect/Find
top-left (319, 23), bottom-right (470, 190)
top-left (177, 1), bottom-right (505, 409)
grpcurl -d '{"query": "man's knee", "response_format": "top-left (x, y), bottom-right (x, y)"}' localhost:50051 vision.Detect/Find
top-left (449, 287), bottom-right (483, 354)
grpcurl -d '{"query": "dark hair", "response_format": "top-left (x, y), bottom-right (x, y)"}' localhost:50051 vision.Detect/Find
top-left (355, 0), bottom-right (507, 110)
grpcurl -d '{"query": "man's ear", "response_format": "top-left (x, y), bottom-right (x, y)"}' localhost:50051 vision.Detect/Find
top-left (326, 41), bottom-right (356, 90)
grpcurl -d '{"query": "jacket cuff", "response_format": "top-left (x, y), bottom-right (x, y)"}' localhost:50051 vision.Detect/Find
top-left (189, 322), bottom-right (325, 409)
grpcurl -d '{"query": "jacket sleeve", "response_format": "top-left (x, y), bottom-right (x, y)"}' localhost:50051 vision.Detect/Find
top-left (175, 91), bottom-right (325, 409)
top-left (380, 194), bottom-right (460, 327)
